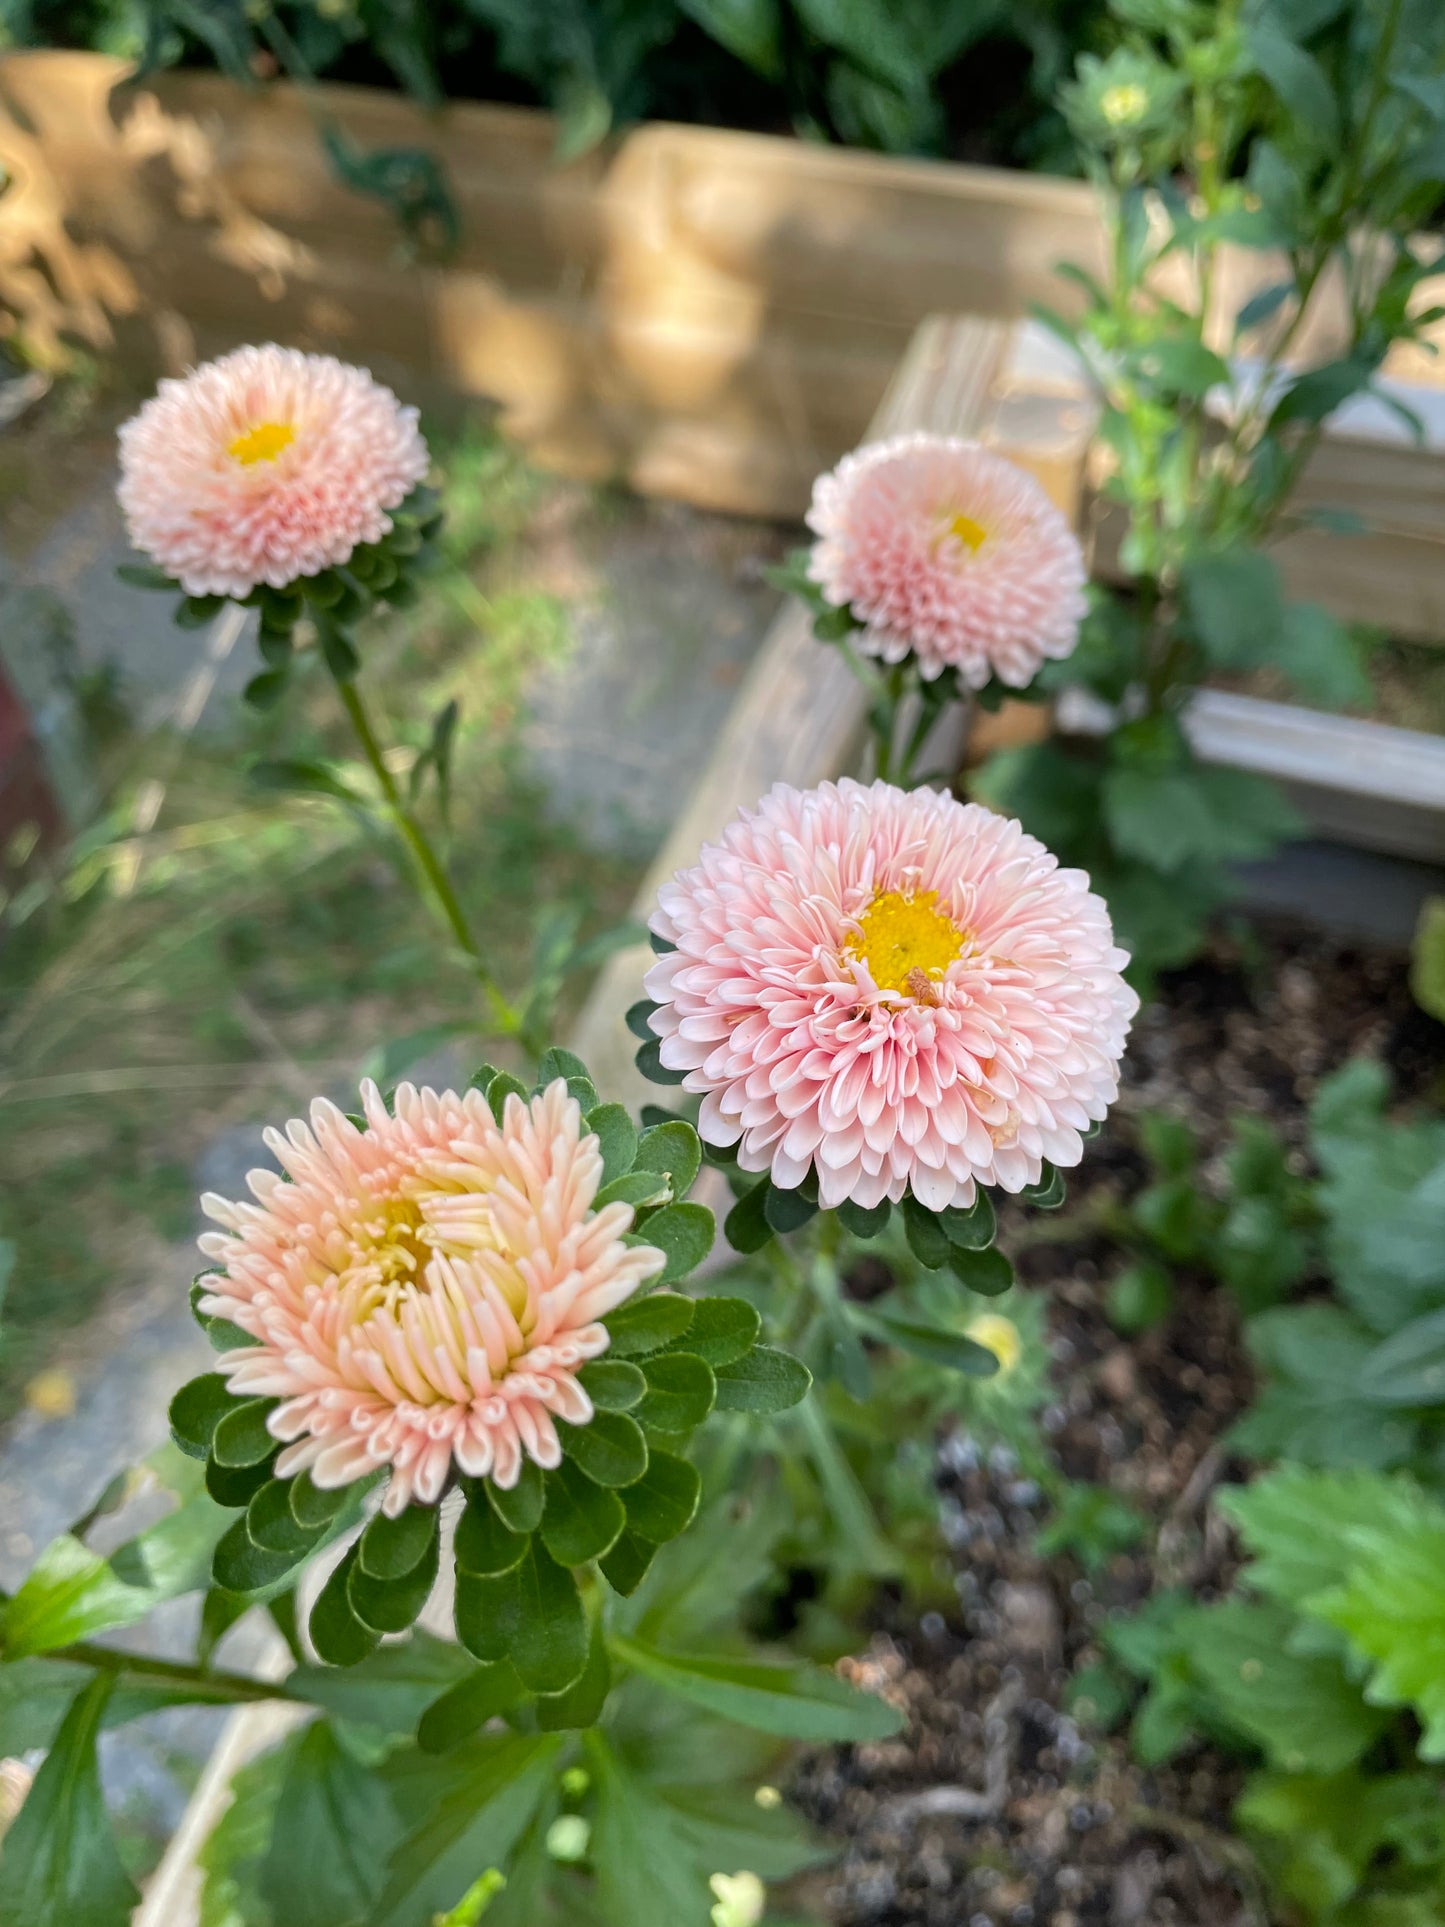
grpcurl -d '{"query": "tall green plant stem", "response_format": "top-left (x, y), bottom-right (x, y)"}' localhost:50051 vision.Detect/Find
top-left (330, 668), bottom-right (523, 1042)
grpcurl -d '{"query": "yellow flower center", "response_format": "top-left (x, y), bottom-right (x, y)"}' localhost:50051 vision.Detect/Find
top-left (355, 1193), bottom-right (527, 1329)
top-left (846, 889), bottom-right (963, 996)
top-left (228, 420), bottom-right (297, 466)
top-left (966, 1312), bottom-right (1022, 1376)
top-left (943, 510), bottom-right (990, 554)
top-left (1101, 82), bottom-right (1149, 126)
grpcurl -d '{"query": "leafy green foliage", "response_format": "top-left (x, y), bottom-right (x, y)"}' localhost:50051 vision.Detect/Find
top-left (1035, 1480), bottom-right (1147, 1574)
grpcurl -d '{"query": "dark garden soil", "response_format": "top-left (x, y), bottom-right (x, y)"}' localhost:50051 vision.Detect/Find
top-left (790, 920), bottom-right (1445, 1927)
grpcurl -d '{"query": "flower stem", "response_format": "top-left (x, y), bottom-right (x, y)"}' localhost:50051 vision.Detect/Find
top-left (54, 1639), bottom-right (284, 1705)
top-left (329, 667), bottom-right (523, 1042)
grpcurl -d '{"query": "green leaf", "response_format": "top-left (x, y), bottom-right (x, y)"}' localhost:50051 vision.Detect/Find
top-left (360, 1504), bottom-right (440, 1580)
top-left (453, 1566), bottom-right (522, 1665)
top-left (170, 1372), bottom-right (244, 1460)
top-left (1021, 1165), bottom-right (1066, 1210)
top-left (609, 1635), bottom-right (904, 1742)
top-left (213, 1516), bottom-right (307, 1598)
top-left (862, 1307), bottom-right (1000, 1376)
top-left (1271, 601), bottom-right (1371, 709)
top-left (1189, 1599), bottom-right (1388, 1772)
top-left (633, 1121), bottom-right (702, 1200)
top-left (287, 1632), bottom-right (476, 1742)
top-left (117, 560), bottom-right (176, 590)
top-left (309, 1546), bottom-right (381, 1667)
top-left (248, 757), bottom-right (363, 807)
top-left (713, 1346), bottom-right (812, 1413)
top-left (206, 1452), bottom-right (277, 1508)
top-left (1271, 356), bottom-right (1376, 428)
top-left (622, 1450), bottom-right (701, 1543)
top-left (902, 1193), bottom-right (950, 1268)
top-left (1245, 22), bottom-right (1339, 147)
top-left (211, 1398), bottom-right (279, 1468)
top-left (290, 1472), bottom-right (349, 1531)
top-left (1218, 1465), bottom-right (1431, 1611)
top-left (1136, 336), bottom-right (1231, 397)
top-left (375, 1735), bottom-right (560, 1927)
top-left (1312, 1512), bottom-right (1445, 1759)
top-left (536, 1617), bottom-right (612, 1731)
top-left (576, 1359), bottom-right (646, 1411)
top-left (587, 1733), bottom-right (715, 1927)
top-left (677, 0), bottom-right (782, 78)
top-left (723, 1179), bottom-right (774, 1253)
top-left (638, 1202), bottom-right (715, 1284)
top-left (635, 1037), bottom-right (687, 1085)
top-left (597, 1170), bottom-right (672, 1212)
top-left (486, 1458), bottom-right (545, 1535)
top-left (1181, 548), bottom-right (1285, 668)
top-left (349, 1525), bottom-right (440, 1634)
top-left (259, 1722), bottom-right (398, 1927)
top-left (938, 1192), bottom-right (995, 1249)
top-left (587, 1103), bottom-right (638, 1187)
top-left (541, 1458), bottom-right (627, 1566)
top-left (1358, 1308), bottom-right (1445, 1406)
top-left (246, 1479), bottom-right (325, 1558)
top-left (947, 1245), bottom-right (1013, 1296)
top-left (638, 1352), bottom-right (717, 1432)
top-left (244, 668), bottom-right (290, 711)
top-left (0, 1675), bottom-right (137, 1927)
top-left (1107, 1260), bottom-right (1175, 1335)
top-left (416, 1659), bottom-right (524, 1754)
top-left (625, 999), bottom-right (659, 1040)
top-left (560, 1410), bottom-right (649, 1488)
top-left (673, 1295), bottom-right (761, 1367)
top-left (599, 1528), bottom-right (659, 1597)
top-left (2, 1450), bottom-right (230, 1658)
top-left (764, 1183), bottom-right (818, 1234)
top-left (836, 1197), bottom-right (890, 1238)
top-left (189, 1278), bottom-right (254, 1353)
top-left (510, 1543), bottom-right (588, 1693)
top-left (604, 1292), bottom-right (695, 1356)
top-left (454, 1494), bottom-right (529, 1577)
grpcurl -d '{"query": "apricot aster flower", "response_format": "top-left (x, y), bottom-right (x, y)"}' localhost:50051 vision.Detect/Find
top-left (646, 779), bottom-right (1135, 1211)
top-left (196, 1080), bottom-right (664, 1514)
top-left (805, 433), bottom-right (1087, 687)
top-left (118, 344), bottom-right (429, 599)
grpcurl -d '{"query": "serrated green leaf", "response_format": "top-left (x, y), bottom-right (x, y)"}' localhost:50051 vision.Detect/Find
top-left (576, 1359), bottom-right (646, 1411)
top-left (621, 1450), bottom-right (701, 1543)
top-left (633, 1120), bottom-right (702, 1199)
top-left (541, 1458), bottom-right (627, 1566)
top-left (0, 1674), bottom-right (137, 1927)
top-left (560, 1410), bottom-right (649, 1487)
top-left (359, 1504), bottom-right (439, 1580)
top-left (608, 1634), bottom-right (904, 1742)
top-left (309, 1546), bottom-right (380, 1667)
top-left (714, 1346), bottom-right (812, 1414)
top-left (604, 1292), bottom-right (695, 1357)
top-left (638, 1352), bottom-right (716, 1432)
top-left (258, 1721), bottom-right (398, 1927)
top-left (586, 1103), bottom-right (638, 1186)
top-left (587, 1731), bottom-right (715, 1927)
top-left (673, 1295), bottom-right (761, 1367)
top-left (1312, 1512), bottom-right (1445, 1759)
top-left (416, 1659), bottom-right (523, 1753)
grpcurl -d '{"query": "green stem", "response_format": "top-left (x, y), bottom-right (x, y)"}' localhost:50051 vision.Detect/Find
top-left (331, 669), bottom-right (522, 1041)
top-left (54, 1640), bottom-right (284, 1705)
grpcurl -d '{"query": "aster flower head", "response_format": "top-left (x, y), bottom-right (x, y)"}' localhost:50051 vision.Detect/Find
top-left (196, 1078), bottom-right (665, 1515)
top-left (805, 433), bottom-right (1088, 688)
top-left (645, 777), bottom-right (1137, 1213)
top-left (118, 344), bottom-right (430, 599)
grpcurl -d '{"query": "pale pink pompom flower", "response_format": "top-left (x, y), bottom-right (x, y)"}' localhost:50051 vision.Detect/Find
top-left (805, 433), bottom-right (1088, 688)
top-left (196, 1079), bottom-right (665, 1515)
top-left (117, 344), bottom-right (430, 599)
top-left (646, 778), bottom-right (1137, 1213)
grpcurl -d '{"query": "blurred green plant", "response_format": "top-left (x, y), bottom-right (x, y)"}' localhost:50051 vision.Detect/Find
top-left (974, 0), bottom-right (1445, 982)
top-left (1076, 1462), bottom-right (1445, 1923)
top-left (2, 0), bottom-right (1110, 171)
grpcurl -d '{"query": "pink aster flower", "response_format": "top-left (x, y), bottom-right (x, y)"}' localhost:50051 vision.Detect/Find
top-left (117, 344), bottom-right (430, 599)
top-left (805, 433), bottom-right (1087, 688)
top-left (646, 778), bottom-right (1136, 1212)
top-left (196, 1079), bottom-right (664, 1514)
